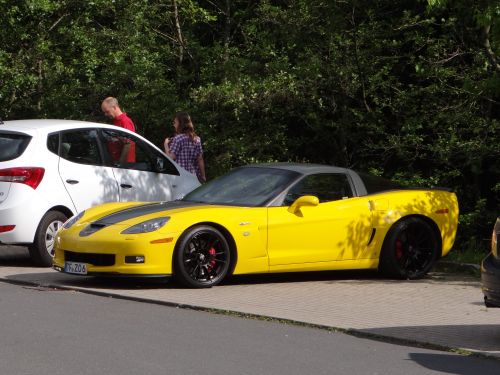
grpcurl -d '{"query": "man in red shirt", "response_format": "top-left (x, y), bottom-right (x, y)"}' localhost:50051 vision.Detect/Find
top-left (101, 97), bottom-right (136, 132)
top-left (101, 97), bottom-right (136, 163)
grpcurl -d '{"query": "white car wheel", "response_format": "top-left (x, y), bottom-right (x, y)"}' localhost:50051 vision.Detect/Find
top-left (29, 211), bottom-right (68, 267)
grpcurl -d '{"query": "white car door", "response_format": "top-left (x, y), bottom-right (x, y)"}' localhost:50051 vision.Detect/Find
top-left (57, 128), bottom-right (120, 212)
top-left (100, 129), bottom-right (176, 202)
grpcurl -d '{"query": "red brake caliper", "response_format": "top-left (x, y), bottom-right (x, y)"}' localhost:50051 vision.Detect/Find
top-left (207, 247), bottom-right (217, 271)
top-left (395, 239), bottom-right (403, 260)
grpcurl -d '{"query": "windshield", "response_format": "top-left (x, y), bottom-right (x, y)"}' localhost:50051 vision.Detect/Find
top-left (183, 167), bottom-right (301, 206)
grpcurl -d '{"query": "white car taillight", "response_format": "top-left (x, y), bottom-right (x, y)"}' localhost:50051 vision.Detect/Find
top-left (0, 167), bottom-right (45, 189)
top-left (0, 225), bottom-right (15, 233)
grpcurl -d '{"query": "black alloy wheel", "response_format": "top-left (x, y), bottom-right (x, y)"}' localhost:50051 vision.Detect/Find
top-left (173, 225), bottom-right (231, 288)
top-left (379, 217), bottom-right (439, 279)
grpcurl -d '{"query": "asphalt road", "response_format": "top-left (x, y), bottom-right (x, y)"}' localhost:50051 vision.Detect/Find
top-left (1, 281), bottom-right (500, 375)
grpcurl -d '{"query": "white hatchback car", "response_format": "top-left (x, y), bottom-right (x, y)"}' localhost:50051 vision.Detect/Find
top-left (0, 119), bottom-right (200, 266)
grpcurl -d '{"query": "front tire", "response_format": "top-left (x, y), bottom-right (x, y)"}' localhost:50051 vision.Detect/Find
top-left (173, 225), bottom-right (231, 288)
top-left (29, 211), bottom-right (67, 267)
top-left (379, 217), bottom-right (440, 279)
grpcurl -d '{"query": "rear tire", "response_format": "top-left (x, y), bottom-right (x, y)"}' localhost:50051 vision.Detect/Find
top-left (379, 217), bottom-right (440, 279)
top-left (29, 211), bottom-right (67, 267)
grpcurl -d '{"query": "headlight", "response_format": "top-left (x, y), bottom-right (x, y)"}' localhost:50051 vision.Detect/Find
top-left (121, 217), bottom-right (170, 234)
top-left (63, 211), bottom-right (85, 229)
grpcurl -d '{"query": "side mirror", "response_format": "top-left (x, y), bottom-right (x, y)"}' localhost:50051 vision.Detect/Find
top-left (155, 157), bottom-right (166, 172)
top-left (287, 195), bottom-right (319, 215)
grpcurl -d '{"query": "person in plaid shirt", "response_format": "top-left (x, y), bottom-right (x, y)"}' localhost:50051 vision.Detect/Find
top-left (164, 112), bottom-right (206, 182)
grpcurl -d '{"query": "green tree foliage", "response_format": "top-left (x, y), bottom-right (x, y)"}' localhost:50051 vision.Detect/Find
top-left (0, 0), bottom-right (498, 252)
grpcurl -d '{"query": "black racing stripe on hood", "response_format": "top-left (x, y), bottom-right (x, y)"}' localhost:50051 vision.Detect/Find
top-left (79, 201), bottom-right (202, 237)
top-left (96, 201), bottom-right (202, 225)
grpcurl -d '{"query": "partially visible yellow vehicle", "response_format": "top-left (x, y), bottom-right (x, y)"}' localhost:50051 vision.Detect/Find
top-left (481, 217), bottom-right (500, 307)
top-left (53, 163), bottom-right (459, 288)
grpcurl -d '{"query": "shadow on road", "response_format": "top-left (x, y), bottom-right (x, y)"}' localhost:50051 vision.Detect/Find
top-left (408, 352), bottom-right (500, 374)
top-left (4, 269), bottom-right (387, 291)
top-left (0, 245), bottom-right (37, 267)
top-left (224, 269), bottom-right (383, 285)
top-left (361, 324), bottom-right (500, 354)
top-left (4, 271), bottom-right (172, 290)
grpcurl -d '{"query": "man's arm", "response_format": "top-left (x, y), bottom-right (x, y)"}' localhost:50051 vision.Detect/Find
top-left (119, 143), bottom-right (131, 163)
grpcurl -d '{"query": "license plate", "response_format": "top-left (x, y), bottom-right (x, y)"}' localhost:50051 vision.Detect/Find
top-left (64, 261), bottom-right (87, 275)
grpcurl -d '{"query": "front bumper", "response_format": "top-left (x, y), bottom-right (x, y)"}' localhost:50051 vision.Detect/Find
top-left (53, 231), bottom-right (178, 276)
top-left (52, 265), bottom-right (170, 278)
top-left (481, 252), bottom-right (500, 307)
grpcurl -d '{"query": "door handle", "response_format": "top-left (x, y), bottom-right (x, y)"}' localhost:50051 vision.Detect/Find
top-left (66, 179), bottom-right (79, 185)
top-left (120, 184), bottom-right (133, 189)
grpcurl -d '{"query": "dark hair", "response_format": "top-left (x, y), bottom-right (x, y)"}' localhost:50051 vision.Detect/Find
top-left (174, 112), bottom-right (197, 141)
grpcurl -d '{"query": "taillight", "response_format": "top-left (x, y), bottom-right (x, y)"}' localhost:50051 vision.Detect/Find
top-left (0, 168), bottom-right (45, 189)
top-left (0, 225), bottom-right (15, 233)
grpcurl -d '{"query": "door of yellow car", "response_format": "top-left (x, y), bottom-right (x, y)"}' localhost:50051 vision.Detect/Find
top-left (266, 173), bottom-right (373, 266)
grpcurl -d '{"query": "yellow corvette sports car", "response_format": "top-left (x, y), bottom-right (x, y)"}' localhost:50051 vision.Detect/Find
top-left (53, 163), bottom-right (459, 288)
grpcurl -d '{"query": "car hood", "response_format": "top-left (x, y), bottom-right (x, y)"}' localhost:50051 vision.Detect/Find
top-left (78, 200), bottom-right (205, 236)
top-left (92, 200), bottom-right (204, 226)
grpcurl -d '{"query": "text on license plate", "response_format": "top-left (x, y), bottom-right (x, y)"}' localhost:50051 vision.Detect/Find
top-left (64, 261), bottom-right (87, 275)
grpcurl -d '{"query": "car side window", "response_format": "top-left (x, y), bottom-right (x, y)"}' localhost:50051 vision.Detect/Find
top-left (283, 173), bottom-right (353, 205)
top-left (60, 129), bottom-right (102, 165)
top-left (47, 133), bottom-right (59, 155)
top-left (100, 129), bottom-right (179, 175)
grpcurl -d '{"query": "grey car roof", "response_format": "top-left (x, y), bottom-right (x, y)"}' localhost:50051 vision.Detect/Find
top-left (245, 162), bottom-right (367, 196)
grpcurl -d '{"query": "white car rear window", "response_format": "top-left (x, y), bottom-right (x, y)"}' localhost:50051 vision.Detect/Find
top-left (0, 132), bottom-right (32, 161)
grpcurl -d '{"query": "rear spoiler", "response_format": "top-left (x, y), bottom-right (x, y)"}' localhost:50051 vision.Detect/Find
top-left (402, 186), bottom-right (454, 193)
top-left (428, 186), bottom-right (453, 192)
top-left (364, 186), bottom-right (454, 196)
